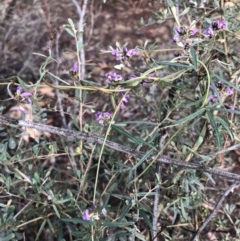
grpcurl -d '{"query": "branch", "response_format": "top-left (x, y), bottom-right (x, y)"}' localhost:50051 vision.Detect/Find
top-left (1, 114), bottom-right (240, 182)
top-left (190, 181), bottom-right (238, 241)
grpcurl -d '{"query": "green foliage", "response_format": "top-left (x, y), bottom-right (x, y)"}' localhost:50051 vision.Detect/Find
top-left (0, 0), bottom-right (240, 240)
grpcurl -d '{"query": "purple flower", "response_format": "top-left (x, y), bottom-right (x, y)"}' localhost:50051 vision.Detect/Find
top-left (218, 20), bottom-right (226, 29)
top-left (126, 48), bottom-right (137, 57)
top-left (111, 48), bottom-right (121, 61)
top-left (111, 48), bottom-right (118, 56)
top-left (18, 107), bottom-right (27, 114)
top-left (82, 209), bottom-right (90, 220)
top-left (130, 74), bottom-right (136, 79)
top-left (95, 111), bottom-right (112, 125)
top-left (173, 34), bottom-right (179, 43)
top-left (16, 85), bottom-right (32, 100)
top-left (21, 92), bottom-right (32, 98)
top-left (118, 87), bottom-right (130, 107)
top-left (73, 63), bottom-right (78, 72)
top-left (230, 105), bottom-right (235, 110)
top-left (102, 208), bottom-right (107, 216)
top-left (174, 51), bottom-right (181, 57)
top-left (103, 112), bottom-right (111, 119)
top-left (225, 87), bottom-right (233, 96)
top-left (176, 27), bottom-right (186, 35)
top-left (105, 72), bottom-right (123, 83)
top-left (17, 86), bottom-right (24, 92)
top-left (191, 28), bottom-right (198, 36)
top-left (204, 28), bottom-right (214, 37)
top-left (208, 94), bottom-right (217, 103)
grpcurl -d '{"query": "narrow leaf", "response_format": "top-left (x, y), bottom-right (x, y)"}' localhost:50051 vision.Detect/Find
top-left (190, 46), bottom-right (198, 70)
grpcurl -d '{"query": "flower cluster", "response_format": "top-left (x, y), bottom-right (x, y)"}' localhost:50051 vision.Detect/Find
top-left (105, 72), bottom-right (123, 83)
top-left (15, 86), bottom-right (32, 114)
top-left (111, 46), bottom-right (137, 61)
top-left (204, 20), bottom-right (226, 37)
top-left (208, 83), bottom-right (233, 104)
top-left (94, 44), bottom-right (137, 124)
top-left (172, 20), bottom-right (227, 54)
top-left (16, 86), bottom-right (32, 100)
top-left (95, 111), bottom-right (112, 125)
top-left (82, 205), bottom-right (107, 221)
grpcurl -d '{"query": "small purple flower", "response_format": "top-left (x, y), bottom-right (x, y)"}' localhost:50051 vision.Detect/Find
top-left (176, 27), bottom-right (186, 35)
top-left (209, 85), bottom-right (214, 91)
top-left (21, 92), bottom-right (32, 98)
top-left (103, 112), bottom-right (111, 119)
top-left (126, 48), bottom-right (137, 58)
top-left (111, 48), bottom-right (118, 56)
top-left (209, 94), bottom-right (217, 103)
top-left (17, 86), bottom-right (24, 92)
top-left (118, 87), bottom-right (130, 107)
top-left (102, 208), bottom-right (107, 216)
top-left (225, 87), bottom-right (233, 96)
top-left (82, 209), bottom-right (90, 220)
top-left (73, 63), bottom-right (78, 72)
top-left (16, 85), bottom-right (32, 100)
top-left (204, 28), bottom-right (214, 37)
top-left (95, 111), bottom-right (112, 125)
top-left (190, 28), bottom-right (198, 36)
top-left (173, 34), bottom-right (179, 43)
top-left (111, 48), bottom-right (121, 61)
top-left (105, 72), bottom-right (123, 83)
top-left (18, 107), bottom-right (27, 114)
top-left (230, 105), bottom-right (235, 110)
top-left (130, 74), bottom-right (136, 79)
top-left (174, 51), bottom-right (181, 57)
top-left (218, 20), bottom-right (226, 29)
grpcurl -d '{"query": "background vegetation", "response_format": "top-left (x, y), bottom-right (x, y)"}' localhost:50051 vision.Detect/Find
top-left (0, 0), bottom-right (240, 240)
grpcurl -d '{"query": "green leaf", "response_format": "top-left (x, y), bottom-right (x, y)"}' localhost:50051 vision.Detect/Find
top-left (52, 204), bottom-right (60, 218)
top-left (190, 46), bottom-right (198, 70)
top-left (139, 209), bottom-right (152, 229)
top-left (46, 218), bottom-right (55, 233)
top-left (118, 202), bottom-right (132, 222)
top-left (179, 7), bottom-right (190, 16)
top-left (166, 0), bottom-right (174, 7)
top-left (8, 136), bottom-right (16, 149)
top-left (101, 221), bottom-right (134, 227)
top-left (68, 18), bottom-right (74, 27)
top-left (6, 176), bottom-right (11, 192)
top-left (180, 199), bottom-right (188, 220)
top-left (203, 172), bottom-right (215, 184)
top-left (47, 72), bottom-right (70, 85)
top-left (215, 116), bottom-right (234, 141)
top-left (36, 219), bottom-right (47, 241)
top-left (206, 111), bottom-right (221, 148)
top-left (112, 125), bottom-right (155, 149)
top-left (34, 172), bottom-right (40, 184)
top-left (157, 61), bottom-right (192, 69)
top-left (61, 218), bottom-right (93, 224)
top-left (65, 27), bottom-right (75, 37)
top-left (2, 233), bottom-right (15, 241)
top-left (173, 108), bottom-right (205, 125)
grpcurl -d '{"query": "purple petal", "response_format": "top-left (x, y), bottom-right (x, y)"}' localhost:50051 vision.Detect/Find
top-left (73, 63), bottom-right (78, 72)
top-left (17, 86), bottom-right (24, 93)
top-left (95, 112), bottom-right (102, 121)
top-left (20, 92), bottom-right (32, 97)
top-left (82, 209), bottom-right (90, 220)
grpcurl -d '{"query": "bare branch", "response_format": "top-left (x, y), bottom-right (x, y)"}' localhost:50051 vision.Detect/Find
top-left (1, 114), bottom-right (240, 182)
top-left (190, 181), bottom-right (238, 241)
